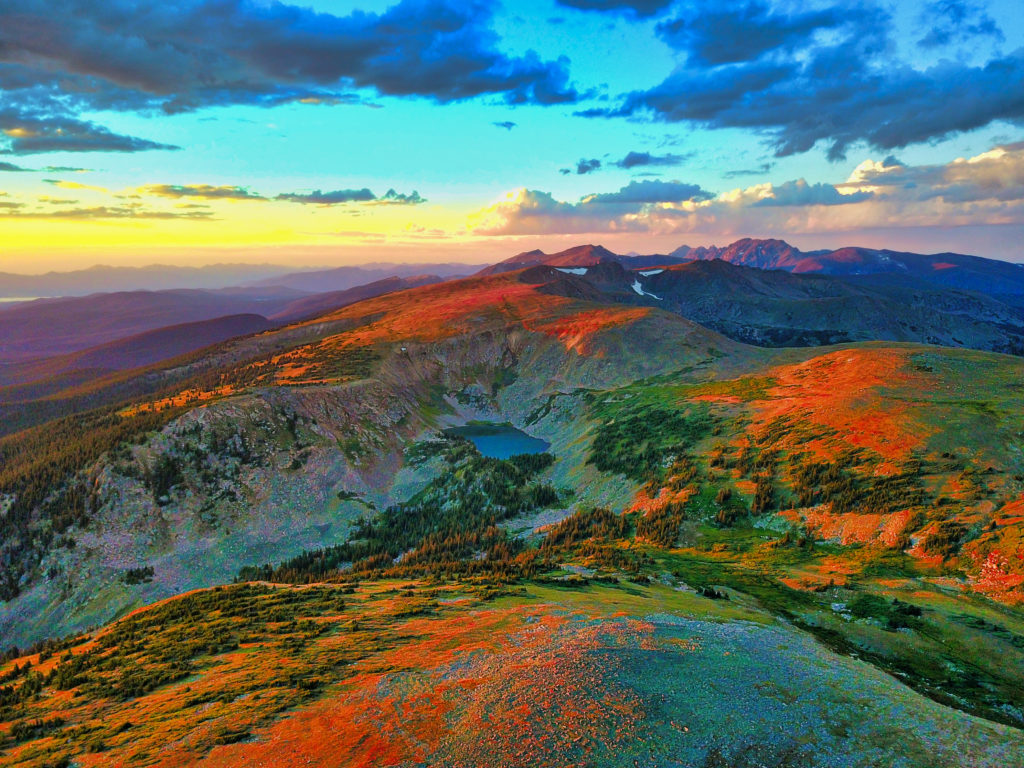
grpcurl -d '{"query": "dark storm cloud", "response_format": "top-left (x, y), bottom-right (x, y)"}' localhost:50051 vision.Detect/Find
top-left (918, 0), bottom-right (1003, 48)
top-left (655, 1), bottom-right (850, 66)
top-left (583, 0), bottom-right (1024, 161)
top-left (0, 0), bottom-right (580, 155)
top-left (555, 0), bottom-right (673, 17)
top-left (587, 179), bottom-right (711, 204)
top-left (613, 151), bottom-right (687, 169)
top-left (0, 0), bottom-right (579, 111)
top-left (6, 129), bottom-right (177, 155)
top-left (0, 109), bottom-right (179, 155)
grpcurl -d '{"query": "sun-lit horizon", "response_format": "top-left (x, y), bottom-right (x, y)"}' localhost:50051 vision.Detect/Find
top-left (2, 0), bottom-right (1023, 272)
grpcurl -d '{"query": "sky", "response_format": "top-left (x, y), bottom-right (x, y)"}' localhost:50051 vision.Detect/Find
top-left (0, 0), bottom-right (1022, 271)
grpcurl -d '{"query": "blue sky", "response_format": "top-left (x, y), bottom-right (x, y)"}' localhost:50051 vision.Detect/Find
top-left (0, 0), bottom-right (1022, 269)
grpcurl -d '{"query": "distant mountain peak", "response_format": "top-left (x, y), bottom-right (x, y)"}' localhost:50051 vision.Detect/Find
top-left (479, 243), bottom-right (620, 275)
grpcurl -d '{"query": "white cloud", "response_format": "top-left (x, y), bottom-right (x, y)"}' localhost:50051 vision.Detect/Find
top-left (470, 142), bottom-right (1024, 238)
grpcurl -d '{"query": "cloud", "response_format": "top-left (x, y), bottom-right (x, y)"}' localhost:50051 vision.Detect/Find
top-left (469, 168), bottom-right (887, 236)
top-left (374, 188), bottom-right (426, 205)
top-left (614, 151), bottom-right (688, 169)
top-left (0, 0), bottom-right (580, 119)
top-left (0, 0), bottom-right (580, 155)
top-left (0, 203), bottom-right (215, 219)
top-left (140, 184), bottom-right (266, 201)
top-left (0, 161), bottom-right (28, 171)
top-left (561, 158), bottom-right (602, 175)
top-left (275, 187), bottom-right (425, 205)
top-left (472, 141), bottom-right (1024, 239)
top-left (493, 121), bottom-right (517, 130)
top-left (918, 0), bottom-right (1003, 48)
top-left (723, 163), bottom-right (774, 179)
top-left (276, 189), bottom-right (376, 205)
top-left (26, 180), bottom-right (428, 209)
top-left (584, 2), bottom-right (1024, 160)
top-left (586, 179), bottom-right (711, 204)
top-left (841, 142), bottom-right (1024, 204)
top-left (751, 179), bottom-right (872, 206)
top-left (471, 188), bottom-right (623, 235)
top-left (0, 110), bottom-right (179, 155)
top-left (656, 1), bottom-right (849, 67)
top-left (555, 0), bottom-right (673, 17)
top-left (470, 179), bottom-right (712, 235)
top-left (43, 179), bottom-right (109, 193)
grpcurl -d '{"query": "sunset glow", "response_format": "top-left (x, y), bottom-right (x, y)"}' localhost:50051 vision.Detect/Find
top-left (1, 0), bottom-right (1021, 270)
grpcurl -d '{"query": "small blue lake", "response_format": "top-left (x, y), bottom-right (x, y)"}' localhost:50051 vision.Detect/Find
top-left (444, 422), bottom-right (550, 459)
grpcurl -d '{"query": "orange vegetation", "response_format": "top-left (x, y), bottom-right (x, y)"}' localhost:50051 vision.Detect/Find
top-left (312, 275), bottom-right (573, 348)
top-left (781, 506), bottom-right (917, 547)
top-left (179, 607), bottom-right (661, 768)
top-left (121, 385), bottom-right (236, 416)
top-left (532, 306), bottom-right (651, 354)
top-left (3, 581), bottom-right (702, 768)
top-left (628, 485), bottom-right (693, 517)
top-left (751, 348), bottom-right (930, 461)
top-left (963, 496), bottom-right (1024, 604)
top-left (118, 272), bottom-right (639, 412)
top-left (779, 556), bottom-right (863, 590)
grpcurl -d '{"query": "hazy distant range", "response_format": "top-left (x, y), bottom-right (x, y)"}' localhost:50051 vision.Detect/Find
top-left (0, 262), bottom-right (487, 299)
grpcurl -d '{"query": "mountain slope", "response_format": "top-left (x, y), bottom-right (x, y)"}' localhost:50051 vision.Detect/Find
top-left (671, 237), bottom-right (1024, 296)
top-left (478, 244), bottom-right (620, 275)
top-left (0, 264), bottom-right (301, 297)
top-left (0, 269), bottom-right (747, 645)
top-left (0, 276), bottom-right (447, 391)
top-left (479, 244), bottom-right (682, 276)
top-left (3, 266), bottom-right (1024, 765)
top-left (250, 263), bottom-right (481, 293)
top-left (0, 313), bottom-right (275, 390)
top-left (2, 578), bottom-right (1021, 768)
top-left (0, 288), bottom-right (306, 363)
top-left (269, 274), bottom-right (445, 322)
top-left (530, 258), bottom-right (1024, 353)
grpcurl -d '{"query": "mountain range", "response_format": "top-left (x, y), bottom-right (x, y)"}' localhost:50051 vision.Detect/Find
top-left (489, 237), bottom-right (1024, 296)
top-left (1, 238), bottom-right (1024, 767)
top-left (0, 263), bottom-right (299, 298)
top-left (0, 261), bottom-right (481, 299)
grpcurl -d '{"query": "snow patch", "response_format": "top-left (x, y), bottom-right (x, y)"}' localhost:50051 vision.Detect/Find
top-left (555, 267), bottom-right (588, 275)
top-left (632, 280), bottom-right (662, 300)
top-left (639, 269), bottom-right (663, 276)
